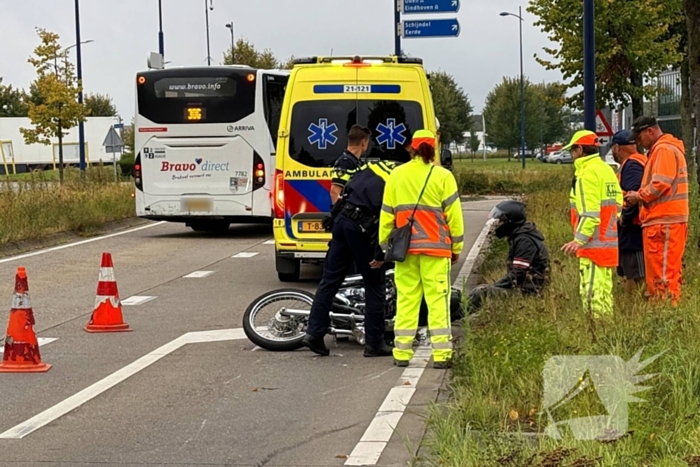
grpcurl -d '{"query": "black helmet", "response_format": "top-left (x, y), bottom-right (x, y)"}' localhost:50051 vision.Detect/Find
top-left (489, 200), bottom-right (527, 238)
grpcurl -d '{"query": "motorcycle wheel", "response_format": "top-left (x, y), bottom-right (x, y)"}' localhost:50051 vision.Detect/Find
top-left (242, 289), bottom-right (315, 351)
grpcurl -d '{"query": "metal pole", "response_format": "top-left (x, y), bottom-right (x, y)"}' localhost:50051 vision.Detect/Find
top-left (583, 0), bottom-right (595, 131)
top-left (482, 114), bottom-right (487, 161)
top-left (205, 0), bottom-right (212, 66)
top-left (519, 6), bottom-right (526, 169)
top-left (75, 0), bottom-right (86, 176)
top-left (394, 0), bottom-right (401, 56)
top-left (158, 0), bottom-right (164, 59)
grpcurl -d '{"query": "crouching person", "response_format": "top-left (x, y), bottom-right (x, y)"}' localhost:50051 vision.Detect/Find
top-left (468, 200), bottom-right (550, 310)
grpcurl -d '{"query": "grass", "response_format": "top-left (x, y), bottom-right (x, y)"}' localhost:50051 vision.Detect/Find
top-left (0, 165), bottom-right (135, 247)
top-left (2, 165), bottom-right (125, 182)
top-left (418, 174), bottom-right (700, 466)
top-left (453, 158), bottom-right (574, 195)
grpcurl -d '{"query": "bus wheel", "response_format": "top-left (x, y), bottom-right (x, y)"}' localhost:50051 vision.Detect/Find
top-left (276, 256), bottom-right (300, 282)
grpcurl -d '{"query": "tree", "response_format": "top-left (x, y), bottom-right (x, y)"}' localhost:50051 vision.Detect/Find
top-left (19, 28), bottom-right (87, 182)
top-left (469, 128), bottom-right (480, 154)
top-left (0, 78), bottom-right (28, 117)
top-left (533, 82), bottom-right (568, 149)
top-left (223, 37), bottom-right (288, 69)
top-left (84, 92), bottom-right (117, 117)
top-left (528, 0), bottom-right (684, 118)
top-left (429, 71), bottom-right (472, 145)
top-left (482, 77), bottom-right (547, 156)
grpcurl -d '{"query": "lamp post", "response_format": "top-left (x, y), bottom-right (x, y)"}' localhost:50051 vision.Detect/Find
top-left (583, 0), bottom-right (595, 131)
top-left (205, 0), bottom-right (213, 66)
top-left (500, 7), bottom-right (526, 169)
top-left (158, 0), bottom-right (164, 59)
top-left (74, 0), bottom-right (90, 176)
top-left (225, 22), bottom-right (234, 63)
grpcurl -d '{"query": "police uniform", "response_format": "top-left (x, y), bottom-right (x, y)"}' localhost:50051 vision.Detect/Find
top-left (331, 150), bottom-right (361, 199)
top-left (304, 160), bottom-right (397, 356)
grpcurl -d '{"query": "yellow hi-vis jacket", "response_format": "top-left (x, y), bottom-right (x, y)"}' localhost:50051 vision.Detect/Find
top-left (569, 154), bottom-right (623, 267)
top-left (379, 158), bottom-right (464, 258)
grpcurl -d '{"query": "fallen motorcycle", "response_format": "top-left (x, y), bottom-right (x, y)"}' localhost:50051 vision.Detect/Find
top-left (242, 268), bottom-right (466, 351)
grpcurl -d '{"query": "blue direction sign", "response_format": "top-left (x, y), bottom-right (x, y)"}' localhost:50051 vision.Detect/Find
top-left (402, 18), bottom-right (460, 38)
top-left (402, 0), bottom-right (460, 14)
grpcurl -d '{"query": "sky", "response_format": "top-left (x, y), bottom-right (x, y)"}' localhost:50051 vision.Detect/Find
top-left (0, 0), bottom-right (565, 121)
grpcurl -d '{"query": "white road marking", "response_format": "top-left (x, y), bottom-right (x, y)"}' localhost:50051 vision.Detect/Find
top-left (346, 216), bottom-right (495, 465)
top-left (0, 328), bottom-right (246, 439)
top-left (121, 295), bottom-right (157, 306)
top-left (0, 338), bottom-right (58, 355)
top-left (231, 252), bottom-right (259, 258)
top-left (182, 270), bottom-right (215, 279)
top-left (263, 240), bottom-right (275, 245)
top-left (251, 346), bottom-right (263, 352)
top-left (0, 222), bottom-right (167, 265)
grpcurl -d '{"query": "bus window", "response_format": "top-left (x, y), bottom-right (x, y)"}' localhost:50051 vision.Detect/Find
top-left (263, 74), bottom-right (288, 151)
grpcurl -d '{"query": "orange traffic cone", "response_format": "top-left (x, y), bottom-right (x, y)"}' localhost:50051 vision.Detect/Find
top-left (0, 267), bottom-right (52, 373)
top-left (85, 253), bottom-right (132, 333)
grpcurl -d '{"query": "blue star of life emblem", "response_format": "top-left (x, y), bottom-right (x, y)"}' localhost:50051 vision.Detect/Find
top-left (376, 118), bottom-right (407, 150)
top-left (307, 118), bottom-right (339, 150)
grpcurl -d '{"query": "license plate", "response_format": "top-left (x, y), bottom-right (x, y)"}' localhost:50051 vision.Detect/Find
top-left (299, 221), bottom-right (324, 233)
top-left (182, 199), bottom-right (212, 212)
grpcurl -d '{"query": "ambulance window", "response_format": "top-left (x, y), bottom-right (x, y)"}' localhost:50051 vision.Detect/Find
top-left (289, 100), bottom-right (424, 167)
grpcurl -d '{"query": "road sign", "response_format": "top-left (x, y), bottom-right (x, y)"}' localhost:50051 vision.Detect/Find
top-left (401, 0), bottom-right (460, 14)
top-left (113, 123), bottom-right (124, 130)
top-left (402, 18), bottom-right (460, 38)
top-left (595, 110), bottom-right (614, 137)
top-left (102, 126), bottom-right (124, 153)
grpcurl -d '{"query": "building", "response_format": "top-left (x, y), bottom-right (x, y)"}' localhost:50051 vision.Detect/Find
top-left (656, 69), bottom-right (684, 138)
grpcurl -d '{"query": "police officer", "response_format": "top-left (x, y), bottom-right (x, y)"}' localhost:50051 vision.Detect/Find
top-left (329, 125), bottom-right (370, 205)
top-left (302, 157), bottom-right (398, 358)
top-left (468, 200), bottom-right (550, 310)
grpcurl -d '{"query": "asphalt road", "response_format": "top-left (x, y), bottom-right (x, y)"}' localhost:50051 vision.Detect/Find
top-left (0, 197), bottom-right (503, 467)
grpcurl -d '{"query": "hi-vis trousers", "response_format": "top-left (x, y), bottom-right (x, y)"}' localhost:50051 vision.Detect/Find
top-left (643, 222), bottom-right (688, 306)
top-left (579, 257), bottom-right (614, 317)
top-left (394, 254), bottom-right (452, 363)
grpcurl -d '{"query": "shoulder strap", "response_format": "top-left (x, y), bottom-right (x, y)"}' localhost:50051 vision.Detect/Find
top-left (409, 165), bottom-right (435, 220)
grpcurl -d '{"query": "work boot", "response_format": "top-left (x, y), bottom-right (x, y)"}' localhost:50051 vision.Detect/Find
top-left (433, 360), bottom-right (452, 370)
top-left (302, 334), bottom-right (330, 356)
top-left (364, 342), bottom-right (393, 357)
top-left (394, 359), bottom-right (409, 367)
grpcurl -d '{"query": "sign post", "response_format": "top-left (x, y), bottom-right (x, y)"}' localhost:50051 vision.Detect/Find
top-left (595, 110), bottom-right (614, 158)
top-left (395, 0), bottom-right (461, 54)
top-left (102, 126), bottom-right (124, 182)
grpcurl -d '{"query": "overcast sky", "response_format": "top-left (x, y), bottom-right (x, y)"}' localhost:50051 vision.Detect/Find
top-left (1, 0), bottom-right (565, 121)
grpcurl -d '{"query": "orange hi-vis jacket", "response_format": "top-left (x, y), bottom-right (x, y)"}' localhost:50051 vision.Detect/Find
top-left (379, 158), bottom-right (464, 258)
top-left (569, 154), bottom-right (623, 267)
top-left (638, 134), bottom-right (689, 227)
top-left (617, 153), bottom-right (647, 226)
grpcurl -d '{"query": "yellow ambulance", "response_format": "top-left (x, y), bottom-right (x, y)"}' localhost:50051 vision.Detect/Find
top-left (272, 55), bottom-right (440, 281)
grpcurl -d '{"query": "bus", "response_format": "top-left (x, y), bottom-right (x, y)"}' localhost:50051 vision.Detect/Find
top-left (133, 66), bottom-right (290, 232)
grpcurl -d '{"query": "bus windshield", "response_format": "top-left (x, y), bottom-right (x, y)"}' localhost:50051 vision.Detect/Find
top-left (136, 68), bottom-right (257, 125)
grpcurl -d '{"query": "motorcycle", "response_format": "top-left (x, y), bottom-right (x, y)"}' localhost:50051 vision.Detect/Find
top-left (242, 268), bottom-right (466, 351)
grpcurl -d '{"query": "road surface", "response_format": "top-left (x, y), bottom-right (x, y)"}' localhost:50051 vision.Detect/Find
top-left (0, 197), bottom-right (503, 466)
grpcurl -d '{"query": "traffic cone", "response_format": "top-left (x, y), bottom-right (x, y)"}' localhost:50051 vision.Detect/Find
top-left (0, 267), bottom-right (52, 373)
top-left (84, 253), bottom-right (132, 333)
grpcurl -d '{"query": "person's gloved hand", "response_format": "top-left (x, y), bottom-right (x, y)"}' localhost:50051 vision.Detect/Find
top-left (451, 253), bottom-right (459, 264)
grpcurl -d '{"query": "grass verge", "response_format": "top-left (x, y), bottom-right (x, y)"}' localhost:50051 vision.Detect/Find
top-left (420, 174), bottom-right (700, 466)
top-left (0, 166), bottom-right (135, 247)
top-left (454, 159), bottom-right (574, 195)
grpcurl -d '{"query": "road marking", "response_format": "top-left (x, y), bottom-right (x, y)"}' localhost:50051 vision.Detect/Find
top-left (0, 328), bottom-right (246, 439)
top-left (455, 218), bottom-right (496, 289)
top-left (232, 252), bottom-right (259, 258)
top-left (182, 270), bottom-right (215, 279)
top-left (263, 240), bottom-right (275, 245)
top-left (346, 216), bottom-right (495, 465)
top-left (0, 338), bottom-right (57, 355)
top-left (121, 295), bottom-right (157, 306)
top-left (345, 347), bottom-right (431, 465)
top-left (0, 222), bottom-right (167, 265)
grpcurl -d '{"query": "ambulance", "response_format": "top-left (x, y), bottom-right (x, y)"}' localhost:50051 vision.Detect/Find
top-left (272, 55), bottom-right (440, 281)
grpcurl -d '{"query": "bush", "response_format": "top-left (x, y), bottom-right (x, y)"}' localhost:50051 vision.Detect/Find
top-left (455, 168), bottom-right (571, 195)
top-left (118, 151), bottom-right (135, 178)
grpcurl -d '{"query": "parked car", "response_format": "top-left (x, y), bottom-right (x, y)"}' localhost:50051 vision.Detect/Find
top-left (548, 151), bottom-right (573, 164)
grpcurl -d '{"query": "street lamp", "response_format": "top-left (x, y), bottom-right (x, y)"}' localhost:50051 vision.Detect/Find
top-left (158, 0), bottom-right (164, 59)
top-left (225, 22), bottom-right (235, 64)
top-left (500, 7), bottom-right (526, 169)
top-left (74, 0), bottom-right (89, 176)
top-left (205, 0), bottom-right (214, 66)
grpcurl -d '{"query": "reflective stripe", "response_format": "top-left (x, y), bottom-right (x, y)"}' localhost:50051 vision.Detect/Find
top-left (382, 203), bottom-right (394, 214)
top-left (395, 341), bottom-right (413, 350)
top-left (578, 179), bottom-right (588, 214)
top-left (582, 212), bottom-right (601, 218)
top-left (512, 259), bottom-right (530, 268)
top-left (451, 234), bottom-right (464, 243)
top-left (442, 191), bottom-right (460, 209)
top-left (429, 327), bottom-right (451, 335)
top-left (394, 204), bottom-right (443, 215)
top-left (662, 224), bottom-right (669, 282)
top-left (410, 242), bottom-right (452, 251)
top-left (431, 341), bottom-right (453, 350)
top-left (600, 199), bottom-right (618, 207)
top-left (651, 174), bottom-right (675, 184)
top-left (575, 232), bottom-right (590, 243)
top-left (394, 329), bottom-right (417, 337)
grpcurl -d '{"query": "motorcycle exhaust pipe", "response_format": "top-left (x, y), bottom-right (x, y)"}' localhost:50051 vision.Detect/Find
top-left (328, 328), bottom-right (354, 336)
top-left (329, 312), bottom-right (364, 321)
top-left (279, 309), bottom-right (365, 322)
top-left (280, 308), bottom-right (310, 317)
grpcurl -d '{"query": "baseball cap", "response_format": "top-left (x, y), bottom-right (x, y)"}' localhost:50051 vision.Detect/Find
top-left (628, 116), bottom-right (657, 143)
top-left (562, 130), bottom-right (600, 151)
top-left (607, 129), bottom-right (636, 148)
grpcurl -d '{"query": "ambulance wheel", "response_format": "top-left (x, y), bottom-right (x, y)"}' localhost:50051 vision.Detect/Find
top-left (276, 256), bottom-right (300, 282)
